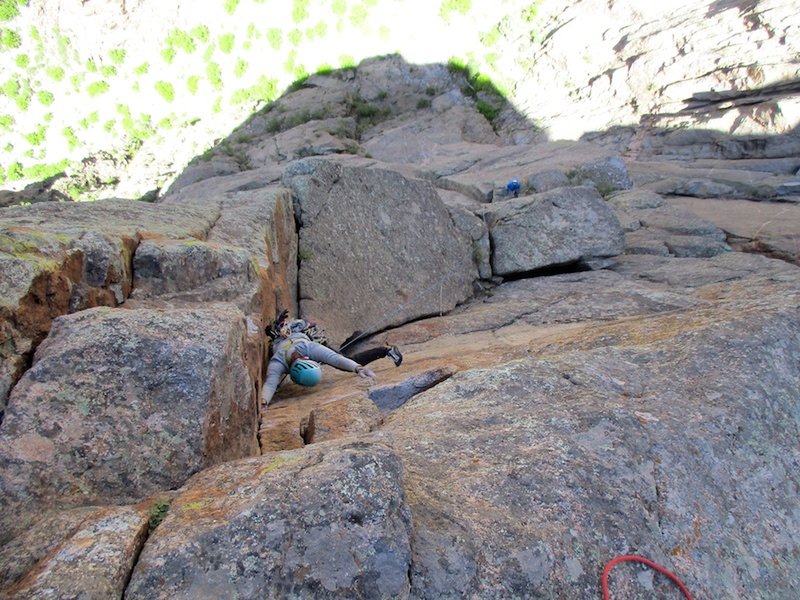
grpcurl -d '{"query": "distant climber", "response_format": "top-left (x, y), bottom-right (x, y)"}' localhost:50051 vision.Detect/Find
top-left (261, 311), bottom-right (403, 406)
top-left (506, 178), bottom-right (521, 198)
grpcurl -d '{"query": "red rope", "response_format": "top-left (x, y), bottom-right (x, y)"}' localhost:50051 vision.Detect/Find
top-left (602, 555), bottom-right (693, 600)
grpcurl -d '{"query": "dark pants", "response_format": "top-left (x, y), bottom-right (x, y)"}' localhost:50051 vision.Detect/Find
top-left (343, 346), bottom-right (390, 366)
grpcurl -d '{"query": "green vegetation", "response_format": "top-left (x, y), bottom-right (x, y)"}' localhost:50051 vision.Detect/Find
top-left (187, 75), bottom-right (200, 94)
top-left (36, 90), bottom-right (54, 106)
top-left (70, 73), bottom-right (83, 92)
top-left (292, 0), bottom-right (309, 23)
top-left (417, 98), bottom-right (431, 109)
top-left (266, 28), bottom-right (282, 50)
top-left (14, 52), bottom-right (27, 67)
top-left (298, 244), bottom-right (314, 261)
top-left (231, 76), bottom-right (278, 107)
top-left (332, 0), bottom-right (346, 16)
top-left (161, 47), bottom-right (176, 63)
top-left (522, 0), bottom-right (543, 22)
top-left (0, 28), bottom-right (21, 50)
top-left (87, 81), bottom-right (110, 97)
top-left (191, 25), bottom-right (210, 43)
top-left (78, 112), bottom-right (99, 130)
top-left (234, 59), bottom-right (248, 77)
top-left (100, 65), bottom-right (117, 77)
top-left (476, 99), bottom-right (498, 122)
top-left (23, 124), bottom-right (45, 146)
top-left (45, 65), bottom-right (65, 81)
top-left (134, 62), bottom-right (149, 75)
top-left (62, 126), bottom-right (79, 150)
top-left (2, 77), bottom-right (31, 111)
top-left (224, 0), bottom-right (239, 15)
top-left (117, 104), bottom-right (155, 142)
top-left (440, 0), bottom-right (471, 20)
top-left (288, 29), bottom-right (302, 46)
top-left (0, 114), bottom-right (13, 131)
top-left (246, 23), bottom-right (260, 39)
top-left (350, 5), bottom-right (369, 27)
top-left (86, 59), bottom-right (98, 73)
top-left (0, 0), bottom-right (23, 22)
top-left (166, 28), bottom-right (196, 53)
top-left (109, 48), bottom-right (126, 64)
top-left (6, 161), bottom-right (22, 181)
top-left (148, 498), bottom-right (171, 532)
top-left (448, 57), bottom-right (502, 97)
top-left (288, 29), bottom-right (303, 46)
top-left (339, 54), bottom-right (355, 68)
top-left (155, 81), bottom-right (175, 102)
top-left (306, 21), bottom-right (327, 40)
top-left (481, 24), bottom-right (501, 47)
top-left (218, 33), bottom-right (235, 53)
top-left (206, 62), bottom-right (223, 90)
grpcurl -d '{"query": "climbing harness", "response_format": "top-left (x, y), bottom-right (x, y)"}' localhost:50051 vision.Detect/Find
top-left (601, 555), bottom-right (693, 600)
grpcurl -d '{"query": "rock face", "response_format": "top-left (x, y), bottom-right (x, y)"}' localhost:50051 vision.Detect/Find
top-left (0, 305), bottom-right (259, 544)
top-left (382, 306), bottom-right (800, 598)
top-left (0, 506), bottom-right (149, 599)
top-left (125, 440), bottom-right (413, 599)
top-left (0, 192), bottom-right (296, 418)
top-left (283, 158), bottom-right (476, 346)
top-left (2, 22), bottom-right (800, 600)
top-left (483, 185), bottom-right (625, 275)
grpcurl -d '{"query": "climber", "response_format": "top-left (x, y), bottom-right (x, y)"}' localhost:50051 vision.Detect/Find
top-left (260, 311), bottom-right (403, 406)
top-left (506, 178), bottom-right (521, 197)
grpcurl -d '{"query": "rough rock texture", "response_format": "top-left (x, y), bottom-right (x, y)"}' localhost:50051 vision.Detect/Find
top-left (283, 158), bottom-right (475, 346)
top-left (666, 195), bottom-right (800, 265)
top-left (0, 18), bottom-right (799, 598)
top-left (0, 506), bottom-right (149, 599)
top-left (160, 185), bottom-right (298, 322)
top-left (609, 189), bottom-right (732, 258)
top-left (0, 305), bottom-right (259, 544)
top-left (482, 185), bottom-right (624, 275)
top-left (381, 306), bottom-right (800, 598)
top-left (125, 440), bottom-right (413, 599)
top-left (0, 506), bottom-right (100, 591)
top-left (517, 0), bottom-right (800, 139)
top-left (0, 189), bottom-right (297, 418)
top-left (0, 200), bottom-right (219, 416)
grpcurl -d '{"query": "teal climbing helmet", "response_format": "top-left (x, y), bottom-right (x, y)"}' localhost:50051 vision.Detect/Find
top-left (290, 357), bottom-right (322, 386)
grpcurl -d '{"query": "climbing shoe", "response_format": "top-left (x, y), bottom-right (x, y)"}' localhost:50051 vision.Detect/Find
top-left (387, 346), bottom-right (403, 366)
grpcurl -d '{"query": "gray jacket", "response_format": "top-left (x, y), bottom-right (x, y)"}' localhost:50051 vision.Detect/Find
top-left (261, 332), bottom-right (359, 406)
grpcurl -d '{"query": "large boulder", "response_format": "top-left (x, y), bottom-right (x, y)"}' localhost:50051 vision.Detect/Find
top-left (482, 185), bottom-right (624, 276)
top-left (0, 304), bottom-right (260, 544)
top-left (125, 440), bottom-right (413, 599)
top-left (283, 158), bottom-right (476, 346)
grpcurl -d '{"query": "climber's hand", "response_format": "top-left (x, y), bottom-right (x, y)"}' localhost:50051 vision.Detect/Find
top-left (355, 366), bottom-right (375, 379)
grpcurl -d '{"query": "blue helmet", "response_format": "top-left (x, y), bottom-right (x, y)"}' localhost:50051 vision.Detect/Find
top-left (506, 179), bottom-right (521, 192)
top-left (290, 358), bottom-right (322, 386)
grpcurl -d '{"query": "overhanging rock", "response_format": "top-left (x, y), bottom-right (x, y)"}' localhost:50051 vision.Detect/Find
top-left (283, 158), bottom-right (476, 346)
